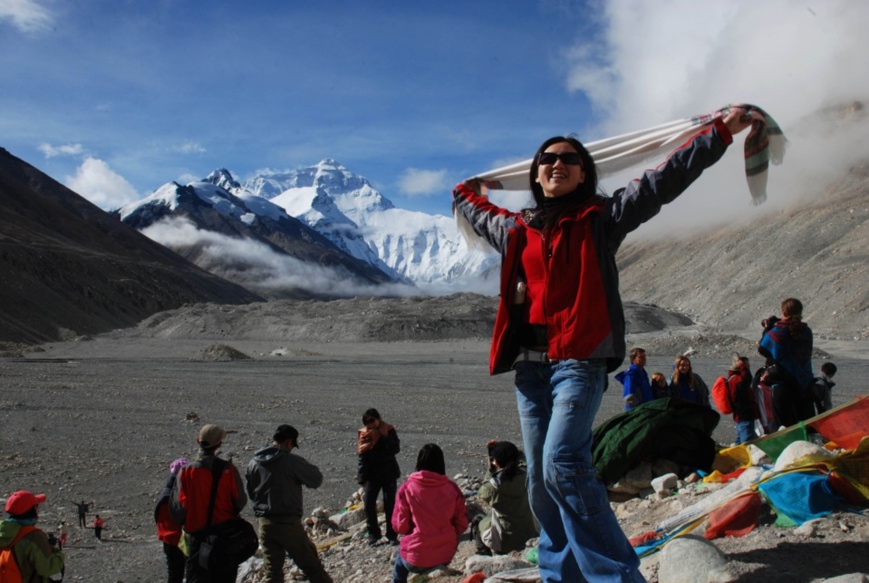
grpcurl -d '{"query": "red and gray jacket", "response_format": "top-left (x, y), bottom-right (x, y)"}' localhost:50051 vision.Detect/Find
top-left (452, 119), bottom-right (733, 375)
top-left (170, 454), bottom-right (247, 533)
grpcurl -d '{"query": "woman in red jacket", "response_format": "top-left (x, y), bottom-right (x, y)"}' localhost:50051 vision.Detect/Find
top-left (453, 108), bottom-right (751, 582)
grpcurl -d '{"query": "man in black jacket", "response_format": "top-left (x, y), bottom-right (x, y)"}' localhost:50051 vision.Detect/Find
top-left (245, 424), bottom-right (332, 583)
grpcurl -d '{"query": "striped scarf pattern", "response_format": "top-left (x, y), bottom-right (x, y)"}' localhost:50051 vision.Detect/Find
top-left (472, 103), bottom-right (787, 206)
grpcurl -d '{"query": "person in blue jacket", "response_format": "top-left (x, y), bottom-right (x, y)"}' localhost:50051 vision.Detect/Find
top-left (616, 347), bottom-right (653, 410)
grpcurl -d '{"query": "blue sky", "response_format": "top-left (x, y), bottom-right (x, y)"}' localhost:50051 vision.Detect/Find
top-left (3, 0), bottom-right (868, 230)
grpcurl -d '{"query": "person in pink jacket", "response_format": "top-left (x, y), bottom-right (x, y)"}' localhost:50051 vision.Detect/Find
top-left (391, 444), bottom-right (468, 583)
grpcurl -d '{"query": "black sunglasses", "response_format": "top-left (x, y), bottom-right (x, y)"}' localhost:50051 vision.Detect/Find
top-left (537, 151), bottom-right (582, 166)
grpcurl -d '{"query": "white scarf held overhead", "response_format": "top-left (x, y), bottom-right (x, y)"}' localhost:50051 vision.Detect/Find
top-left (470, 103), bottom-right (786, 201)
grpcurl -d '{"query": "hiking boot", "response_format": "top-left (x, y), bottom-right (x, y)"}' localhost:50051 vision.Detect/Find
top-left (387, 537), bottom-right (399, 546)
top-left (367, 535), bottom-right (380, 546)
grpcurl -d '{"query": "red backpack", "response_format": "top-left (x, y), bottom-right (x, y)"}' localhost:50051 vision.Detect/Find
top-left (0, 525), bottom-right (36, 582)
top-left (711, 374), bottom-right (735, 414)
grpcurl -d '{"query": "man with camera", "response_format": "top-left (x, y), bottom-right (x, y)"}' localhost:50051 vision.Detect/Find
top-left (246, 424), bottom-right (333, 583)
top-left (758, 298), bottom-right (815, 428)
top-left (1, 490), bottom-right (65, 582)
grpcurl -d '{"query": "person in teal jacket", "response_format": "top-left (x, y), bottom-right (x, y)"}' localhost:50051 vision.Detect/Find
top-left (0, 490), bottom-right (65, 582)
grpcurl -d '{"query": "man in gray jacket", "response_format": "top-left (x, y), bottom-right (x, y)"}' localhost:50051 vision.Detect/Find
top-left (245, 424), bottom-right (332, 583)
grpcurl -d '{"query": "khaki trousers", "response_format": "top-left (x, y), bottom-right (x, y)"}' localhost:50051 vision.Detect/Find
top-left (258, 516), bottom-right (332, 583)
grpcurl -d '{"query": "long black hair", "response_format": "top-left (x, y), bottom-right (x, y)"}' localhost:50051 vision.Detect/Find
top-left (529, 135), bottom-right (598, 206)
top-left (528, 136), bottom-right (599, 230)
top-left (415, 443), bottom-right (446, 475)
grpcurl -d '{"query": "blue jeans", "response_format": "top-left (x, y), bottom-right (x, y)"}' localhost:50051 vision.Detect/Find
top-left (735, 420), bottom-right (758, 444)
top-left (391, 554), bottom-right (433, 583)
top-left (515, 359), bottom-right (644, 583)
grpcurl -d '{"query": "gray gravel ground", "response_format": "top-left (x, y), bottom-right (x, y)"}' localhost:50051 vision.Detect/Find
top-left (1, 333), bottom-right (866, 582)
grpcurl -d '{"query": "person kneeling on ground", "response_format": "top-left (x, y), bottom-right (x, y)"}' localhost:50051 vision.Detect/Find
top-left (472, 441), bottom-right (537, 555)
top-left (391, 444), bottom-right (468, 583)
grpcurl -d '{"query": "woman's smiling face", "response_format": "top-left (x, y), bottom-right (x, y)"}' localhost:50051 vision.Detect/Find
top-left (536, 142), bottom-right (585, 198)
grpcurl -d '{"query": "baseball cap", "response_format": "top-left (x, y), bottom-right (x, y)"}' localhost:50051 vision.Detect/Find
top-left (273, 424), bottom-right (300, 447)
top-left (5, 490), bottom-right (46, 515)
top-left (198, 424), bottom-right (226, 449)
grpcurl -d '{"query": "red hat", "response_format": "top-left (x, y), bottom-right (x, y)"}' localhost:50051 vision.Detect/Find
top-left (5, 490), bottom-right (46, 515)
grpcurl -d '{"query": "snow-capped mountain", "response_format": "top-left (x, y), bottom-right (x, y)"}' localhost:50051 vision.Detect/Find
top-left (115, 158), bottom-right (498, 298)
top-left (114, 173), bottom-right (403, 298)
top-left (237, 159), bottom-right (499, 293)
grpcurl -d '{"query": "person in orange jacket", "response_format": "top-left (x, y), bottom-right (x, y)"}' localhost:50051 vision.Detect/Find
top-left (93, 515), bottom-right (105, 541)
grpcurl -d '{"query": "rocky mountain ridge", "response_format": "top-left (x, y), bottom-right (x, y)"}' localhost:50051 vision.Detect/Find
top-left (0, 148), bottom-right (262, 344)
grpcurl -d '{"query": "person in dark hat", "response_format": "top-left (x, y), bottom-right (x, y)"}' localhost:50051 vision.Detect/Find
top-left (0, 490), bottom-right (65, 582)
top-left (246, 424), bottom-right (332, 583)
top-left (170, 424), bottom-right (247, 583)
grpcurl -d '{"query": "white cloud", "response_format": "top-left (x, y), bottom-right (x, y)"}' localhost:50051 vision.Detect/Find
top-left (177, 172), bottom-right (200, 185)
top-left (564, 0), bottom-right (869, 237)
top-left (65, 157), bottom-right (140, 209)
top-left (397, 168), bottom-right (449, 197)
top-left (38, 142), bottom-right (85, 158)
top-left (174, 141), bottom-right (206, 154)
top-left (141, 217), bottom-right (418, 297)
top-left (0, 0), bottom-right (52, 33)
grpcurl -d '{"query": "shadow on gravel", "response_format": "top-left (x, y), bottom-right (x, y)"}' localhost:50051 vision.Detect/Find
top-left (728, 541), bottom-right (868, 582)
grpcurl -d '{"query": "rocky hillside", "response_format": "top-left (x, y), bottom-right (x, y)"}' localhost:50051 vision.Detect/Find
top-left (0, 148), bottom-right (262, 344)
top-left (618, 162), bottom-right (869, 340)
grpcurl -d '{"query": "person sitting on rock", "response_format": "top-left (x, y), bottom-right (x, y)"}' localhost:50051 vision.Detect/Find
top-left (472, 441), bottom-right (537, 556)
top-left (391, 444), bottom-right (468, 583)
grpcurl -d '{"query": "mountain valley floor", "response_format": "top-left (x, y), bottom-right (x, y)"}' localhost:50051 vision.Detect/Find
top-left (1, 334), bottom-right (867, 582)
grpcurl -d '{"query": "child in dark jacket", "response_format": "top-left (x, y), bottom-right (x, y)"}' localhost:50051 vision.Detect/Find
top-left (391, 444), bottom-right (468, 583)
top-left (357, 408), bottom-right (400, 545)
